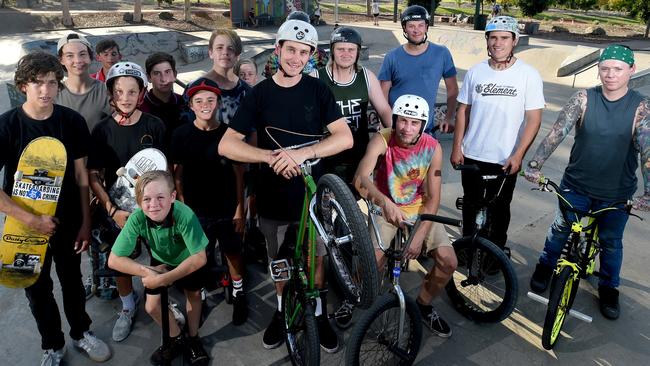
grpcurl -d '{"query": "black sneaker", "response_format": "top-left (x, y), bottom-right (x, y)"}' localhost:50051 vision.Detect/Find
top-left (262, 311), bottom-right (284, 349)
top-left (232, 293), bottom-right (249, 326)
top-left (530, 263), bottom-right (554, 293)
top-left (317, 314), bottom-right (340, 353)
top-left (333, 300), bottom-right (354, 329)
top-left (185, 336), bottom-right (209, 365)
top-left (150, 334), bottom-right (185, 365)
top-left (418, 302), bottom-right (452, 338)
top-left (598, 286), bottom-right (620, 320)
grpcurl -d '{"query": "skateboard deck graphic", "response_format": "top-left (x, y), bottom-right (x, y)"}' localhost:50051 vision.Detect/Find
top-left (0, 137), bottom-right (66, 288)
top-left (108, 148), bottom-right (167, 212)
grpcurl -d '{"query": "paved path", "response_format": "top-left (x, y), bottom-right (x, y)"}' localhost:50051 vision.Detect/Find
top-left (0, 20), bottom-right (649, 366)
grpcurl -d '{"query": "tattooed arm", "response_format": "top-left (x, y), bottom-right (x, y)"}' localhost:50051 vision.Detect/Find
top-left (632, 97), bottom-right (650, 211)
top-left (524, 90), bottom-right (587, 183)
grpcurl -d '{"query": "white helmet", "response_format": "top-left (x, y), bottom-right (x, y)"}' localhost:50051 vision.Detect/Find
top-left (106, 61), bottom-right (148, 92)
top-left (485, 16), bottom-right (519, 40)
top-left (393, 94), bottom-right (429, 124)
top-left (276, 19), bottom-right (318, 51)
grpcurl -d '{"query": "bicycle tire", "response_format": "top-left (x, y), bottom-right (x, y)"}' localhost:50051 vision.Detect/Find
top-left (541, 266), bottom-right (579, 350)
top-left (316, 174), bottom-right (378, 309)
top-left (445, 236), bottom-right (518, 322)
top-left (345, 293), bottom-right (423, 366)
top-left (282, 281), bottom-right (320, 366)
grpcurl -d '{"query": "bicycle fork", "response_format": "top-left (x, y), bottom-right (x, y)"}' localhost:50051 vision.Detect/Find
top-left (391, 262), bottom-right (408, 345)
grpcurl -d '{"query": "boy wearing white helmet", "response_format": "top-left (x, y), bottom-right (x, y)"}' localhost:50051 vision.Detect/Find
top-left (87, 61), bottom-right (167, 344)
top-left (219, 18), bottom-right (352, 353)
top-left (354, 94), bottom-right (457, 338)
top-left (451, 16), bottom-right (545, 253)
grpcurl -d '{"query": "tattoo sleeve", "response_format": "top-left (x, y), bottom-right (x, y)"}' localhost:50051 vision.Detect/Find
top-left (532, 90), bottom-right (587, 166)
top-left (633, 97), bottom-right (650, 195)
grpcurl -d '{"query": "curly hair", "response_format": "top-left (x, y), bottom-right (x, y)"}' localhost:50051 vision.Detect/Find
top-left (14, 51), bottom-right (64, 94)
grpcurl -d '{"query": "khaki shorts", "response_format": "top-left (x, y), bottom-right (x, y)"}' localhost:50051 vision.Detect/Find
top-left (259, 217), bottom-right (327, 262)
top-left (370, 213), bottom-right (451, 256)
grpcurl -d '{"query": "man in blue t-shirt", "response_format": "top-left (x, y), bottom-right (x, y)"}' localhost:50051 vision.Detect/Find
top-left (378, 5), bottom-right (458, 134)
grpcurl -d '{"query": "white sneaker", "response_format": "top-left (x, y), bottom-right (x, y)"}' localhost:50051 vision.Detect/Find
top-left (40, 348), bottom-right (65, 366)
top-left (112, 292), bottom-right (140, 342)
top-left (73, 331), bottom-right (111, 362)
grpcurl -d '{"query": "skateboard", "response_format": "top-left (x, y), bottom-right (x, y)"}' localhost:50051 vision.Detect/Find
top-left (0, 137), bottom-right (67, 288)
top-left (88, 148), bottom-right (167, 297)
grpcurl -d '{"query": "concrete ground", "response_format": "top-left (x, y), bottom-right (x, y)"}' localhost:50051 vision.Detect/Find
top-left (0, 19), bottom-right (649, 366)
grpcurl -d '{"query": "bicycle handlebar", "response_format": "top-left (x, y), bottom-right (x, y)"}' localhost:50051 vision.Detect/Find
top-left (420, 214), bottom-right (462, 227)
top-left (273, 139), bottom-right (322, 168)
top-left (453, 164), bottom-right (480, 172)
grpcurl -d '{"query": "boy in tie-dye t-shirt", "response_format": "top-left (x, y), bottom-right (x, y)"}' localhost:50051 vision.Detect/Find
top-left (354, 94), bottom-right (457, 338)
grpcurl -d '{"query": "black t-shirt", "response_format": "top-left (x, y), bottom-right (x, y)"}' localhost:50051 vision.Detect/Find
top-left (0, 105), bottom-right (90, 225)
top-left (87, 112), bottom-right (166, 189)
top-left (230, 75), bottom-right (343, 221)
top-left (139, 91), bottom-right (186, 149)
top-left (170, 122), bottom-right (236, 218)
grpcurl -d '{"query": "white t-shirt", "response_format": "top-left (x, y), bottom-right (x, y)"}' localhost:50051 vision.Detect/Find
top-left (457, 59), bottom-right (545, 165)
top-left (372, 3), bottom-right (380, 14)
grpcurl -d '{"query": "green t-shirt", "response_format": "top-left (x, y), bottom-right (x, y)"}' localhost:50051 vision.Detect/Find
top-left (112, 201), bottom-right (208, 267)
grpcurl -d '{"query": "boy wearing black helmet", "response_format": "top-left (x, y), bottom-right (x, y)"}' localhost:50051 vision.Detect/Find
top-left (87, 61), bottom-right (167, 343)
top-left (378, 5), bottom-right (459, 135)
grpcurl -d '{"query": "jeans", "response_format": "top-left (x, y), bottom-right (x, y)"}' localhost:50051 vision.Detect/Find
top-left (460, 157), bottom-right (517, 248)
top-left (25, 225), bottom-right (92, 350)
top-left (538, 183), bottom-right (629, 288)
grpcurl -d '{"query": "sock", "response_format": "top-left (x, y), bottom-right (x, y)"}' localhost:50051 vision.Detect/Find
top-left (314, 297), bottom-right (322, 317)
top-left (120, 292), bottom-right (135, 312)
top-left (232, 277), bottom-right (243, 297)
top-left (277, 295), bottom-right (283, 311)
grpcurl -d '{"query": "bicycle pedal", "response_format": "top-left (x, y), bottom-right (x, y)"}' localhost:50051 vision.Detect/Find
top-left (269, 259), bottom-right (292, 282)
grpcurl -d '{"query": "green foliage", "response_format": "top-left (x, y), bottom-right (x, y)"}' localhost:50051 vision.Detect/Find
top-left (517, 0), bottom-right (549, 17)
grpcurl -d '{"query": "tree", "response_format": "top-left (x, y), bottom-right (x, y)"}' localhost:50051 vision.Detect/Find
top-left (184, 0), bottom-right (191, 22)
top-left (517, 0), bottom-right (549, 18)
top-left (407, 0), bottom-right (442, 15)
top-left (62, 0), bottom-right (73, 27)
top-left (628, 0), bottom-right (650, 37)
top-left (134, 0), bottom-right (143, 23)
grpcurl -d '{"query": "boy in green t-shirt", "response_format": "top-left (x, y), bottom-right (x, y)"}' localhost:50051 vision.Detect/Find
top-left (108, 170), bottom-right (209, 365)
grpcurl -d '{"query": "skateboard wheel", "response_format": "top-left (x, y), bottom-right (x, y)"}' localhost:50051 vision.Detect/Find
top-left (54, 176), bottom-right (63, 187)
top-left (14, 170), bottom-right (23, 181)
top-left (116, 167), bottom-right (127, 177)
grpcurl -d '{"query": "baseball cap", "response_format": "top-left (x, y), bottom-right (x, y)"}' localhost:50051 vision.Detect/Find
top-left (57, 33), bottom-right (92, 53)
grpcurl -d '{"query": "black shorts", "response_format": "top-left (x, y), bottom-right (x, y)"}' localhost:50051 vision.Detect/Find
top-left (144, 256), bottom-right (208, 295)
top-left (199, 217), bottom-right (243, 257)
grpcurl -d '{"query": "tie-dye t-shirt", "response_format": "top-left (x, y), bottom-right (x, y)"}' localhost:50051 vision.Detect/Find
top-left (374, 128), bottom-right (438, 219)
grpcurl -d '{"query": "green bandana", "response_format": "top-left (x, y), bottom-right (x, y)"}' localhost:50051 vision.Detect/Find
top-left (599, 45), bottom-right (634, 66)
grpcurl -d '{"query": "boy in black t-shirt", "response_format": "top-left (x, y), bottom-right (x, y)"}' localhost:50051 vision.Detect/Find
top-left (171, 78), bottom-right (248, 325)
top-left (0, 52), bottom-right (111, 365)
top-left (219, 19), bottom-right (352, 354)
top-left (87, 61), bottom-right (166, 343)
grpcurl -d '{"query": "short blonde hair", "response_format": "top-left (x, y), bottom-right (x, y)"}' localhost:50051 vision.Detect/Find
top-left (209, 28), bottom-right (243, 56)
top-left (234, 58), bottom-right (257, 75)
top-left (135, 170), bottom-right (175, 204)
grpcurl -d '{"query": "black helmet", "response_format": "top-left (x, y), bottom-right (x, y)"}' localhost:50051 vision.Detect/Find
top-left (287, 10), bottom-right (310, 23)
top-left (330, 27), bottom-right (363, 47)
top-left (400, 5), bottom-right (430, 27)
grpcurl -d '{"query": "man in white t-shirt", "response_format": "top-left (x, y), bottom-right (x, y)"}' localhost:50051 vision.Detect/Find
top-left (450, 16), bottom-right (544, 252)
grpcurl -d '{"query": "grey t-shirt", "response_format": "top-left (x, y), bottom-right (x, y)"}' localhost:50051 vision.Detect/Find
top-left (56, 79), bottom-right (111, 132)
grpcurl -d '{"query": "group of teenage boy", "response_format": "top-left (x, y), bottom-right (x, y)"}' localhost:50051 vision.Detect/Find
top-left (1, 4), bottom-right (648, 366)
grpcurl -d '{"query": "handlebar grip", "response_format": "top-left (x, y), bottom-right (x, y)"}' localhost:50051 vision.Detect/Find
top-left (453, 164), bottom-right (480, 172)
top-left (420, 214), bottom-right (462, 227)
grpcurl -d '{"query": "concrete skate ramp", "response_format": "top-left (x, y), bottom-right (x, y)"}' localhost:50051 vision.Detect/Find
top-left (556, 45), bottom-right (600, 77)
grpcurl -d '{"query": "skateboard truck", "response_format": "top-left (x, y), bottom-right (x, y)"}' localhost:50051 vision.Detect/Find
top-left (269, 259), bottom-right (292, 282)
top-left (527, 291), bottom-right (593, 323)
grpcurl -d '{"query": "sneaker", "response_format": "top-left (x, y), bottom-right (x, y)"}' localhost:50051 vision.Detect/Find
top-left (333, 300), bottom-right (354, 329)
top-left (418, 303), bottom-right (452, 338)
top-left (232, 292), bottom-right (249, 326)
top-left (185, 336), bottom-right (209, 365)
top-left (530, 263), bottom-right (554, 293)
top-left (73, 331), bottom-right (111, 362)
top-left (40, 348), bottom-right (66, 366)
top-left (598, 286), bottom-right (620, 320)
top-left (150, 334), bottom-right (185, 365)
top-left (84, 276), bottom-right (95, 299)
top-left (112, 292), bottom-right (140, 342)
top-left (262, 310), bottom-right (284, 349)
top-left (317, 314), bottom-right (340, 353)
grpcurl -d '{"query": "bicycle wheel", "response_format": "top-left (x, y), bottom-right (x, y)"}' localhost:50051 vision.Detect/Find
top-left (316, 173), bottom-right (378, 309)
top-left (346, 293), bottom-right (423, 366)
top-left (541, 266), bottom-right (579, 350)
top-left (282, 281), bottom-right (320, 366)
top-left (445, 236), bottom-right (518, 322)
